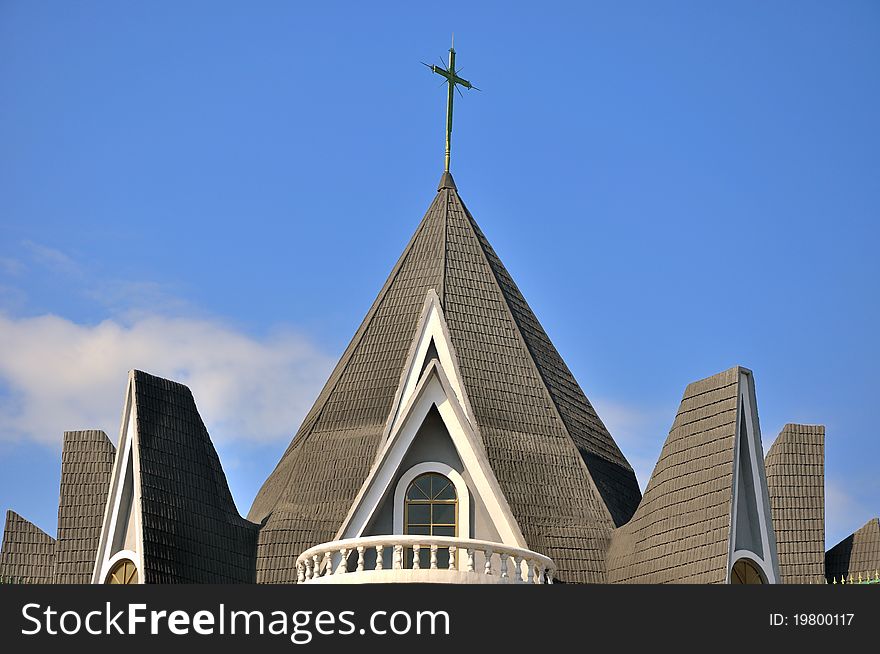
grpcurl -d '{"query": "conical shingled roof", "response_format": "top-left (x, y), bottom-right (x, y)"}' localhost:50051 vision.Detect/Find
top-left (250, 174), bottom-right (641, 583)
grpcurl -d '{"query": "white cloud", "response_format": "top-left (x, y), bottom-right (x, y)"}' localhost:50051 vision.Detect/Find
top-left (0, 313), bottom-right (334, 447)
top-left (21, 241), bottom-right (82, 277)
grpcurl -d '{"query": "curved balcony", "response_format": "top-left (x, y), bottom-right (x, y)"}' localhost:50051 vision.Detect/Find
top-left (296, 535), bottom-right (555, 584)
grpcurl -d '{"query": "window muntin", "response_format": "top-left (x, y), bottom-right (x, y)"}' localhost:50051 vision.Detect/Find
top-left (404, 472), bottom-right (457, 568)
top-left (106, 558), bottom-right (138, 584)
top-left (730, 558), bottom-right (765, 584)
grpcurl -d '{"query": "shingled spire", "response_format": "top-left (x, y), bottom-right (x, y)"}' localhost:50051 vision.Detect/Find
top-left (250, 176), bottom-right (641, 583)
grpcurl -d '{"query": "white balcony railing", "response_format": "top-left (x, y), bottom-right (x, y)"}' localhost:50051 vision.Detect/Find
top-left (296, 535), bottom-right (555, 584)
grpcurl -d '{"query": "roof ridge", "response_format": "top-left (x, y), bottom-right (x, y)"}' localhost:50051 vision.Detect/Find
top-left (248, 191), bottom-right (448, 522)
top-left (132, 371), bottom-right (249, 523)
top-left (457, 195), bottom-right (636, 469)
top-left (5, 510), bottom-right (54, 541)
top-left (439, 189), bottom-right (449, 308)
top-left (62, 428), bottom-right (115, 450)
top-left (447, 189), bottom-right (618, 531)
top-left (290, 192), bottom-right (446, 456)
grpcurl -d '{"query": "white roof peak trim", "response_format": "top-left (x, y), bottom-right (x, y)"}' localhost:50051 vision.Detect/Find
top-left (335, 358), bottom-right (527, 549)
top-left (382, 290), bottom-right (476, 441)
top-left (727, 369), bottom-right (780, 584)
top-left (91, 371), bottom-right (145, 584)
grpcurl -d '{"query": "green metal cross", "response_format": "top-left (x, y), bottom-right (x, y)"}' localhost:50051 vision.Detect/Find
top-left (425, 37), bottom-right (478, 173)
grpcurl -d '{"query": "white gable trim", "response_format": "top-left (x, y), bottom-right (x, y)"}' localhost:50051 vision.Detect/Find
top-left (727, 369), bottom-right (780, 584)
top-left (336, 359), bottom-right (526, 548)
top-left (383, 290), bottom-right (475, 439)
top-left (91, 372), bottom-right (145, 584)
top-left (392, 461), bottom-right (471, 536)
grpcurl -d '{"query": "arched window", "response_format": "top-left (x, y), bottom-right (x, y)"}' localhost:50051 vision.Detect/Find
top-left (404, 472), bottom-right (458, 536)
top-left (404, 472), bottom-right (457, 568)
top-left (105, 558), bottom-right (139, 584)
top-left (730, 558), bottom-right (765, 584)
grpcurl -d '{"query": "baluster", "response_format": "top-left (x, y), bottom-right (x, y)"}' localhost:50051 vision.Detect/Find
top-left (547, 569), bottom-right (554, 584)
top-left (448, 545), bottom-right (457, 570)
top-left (430, 545), bottom-right (438, 570)
top-left (413, 544), bottom-right (421, 570)
top-left (466, 548), bottom-right (475, 572)
top-left (513, 555), bottom-right (523, 583)
top-left (375, 545), bottom-right (384, 571)
top-left (527, 560), bottom-right (535, 584)
top-left (484, 549), bottom-right (494, 575)
top-left (306, 557), bottom-right (314, 580)
top-left (313, 554), bottom-right (321, 578)
top-left (393, 544), bottom-right (403, 570)
top-left (296, 561), bottom-right (305, 583)
top-left (336, 548), bottom-right (349, 574)
top-left (356, 546), bottom-right (365, 573)
top-left (499, 552), bottom-right (509, 580)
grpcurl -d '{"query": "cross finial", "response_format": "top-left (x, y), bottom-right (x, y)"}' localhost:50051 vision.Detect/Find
top-left (424, 36), bottom-right (478, 173)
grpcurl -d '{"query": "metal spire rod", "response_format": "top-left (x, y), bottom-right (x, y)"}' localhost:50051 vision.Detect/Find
top-left (424, 36), bottom-right (478, 173)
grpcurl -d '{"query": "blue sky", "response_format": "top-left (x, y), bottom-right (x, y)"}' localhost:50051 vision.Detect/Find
top-left (1, 1), bottom-right (877, 551)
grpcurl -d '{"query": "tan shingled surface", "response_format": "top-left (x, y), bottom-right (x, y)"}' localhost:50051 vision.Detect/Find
top-left (825, 518), bottom-right (880, 581)
top-left (0, 510), bottom-right (56, 584)
top-left (765, 424), bottom-right (825, 584)
top-left (53, 430), bottom-right (116, 583)
top-left (606, 367), bottom-right (743, 583)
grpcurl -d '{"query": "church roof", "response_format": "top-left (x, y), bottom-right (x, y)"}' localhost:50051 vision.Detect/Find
top-left (131, 370), bottom-right (259, 583)
top-left (53, 429), bottom-right (116, 583)
top-left (825, 517), bottom-right (880, 582)
top-left (607, 367), bottom-right (745, 583)
top-left (0, 510), bottom-right (56, 584)
top-left (764, 424), bottom-right (825, 584)
top-left (250, 173), bottom-right (641, 583)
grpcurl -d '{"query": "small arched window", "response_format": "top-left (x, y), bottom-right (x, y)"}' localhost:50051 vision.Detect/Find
top-left (730, 558), bottom-right (765, 584)
top-left (404, 472), bottom-right (458, 536)
top-left (404, 472), bottom-right (457, 569)
top-left (106, 558), bottom-right (138, 584)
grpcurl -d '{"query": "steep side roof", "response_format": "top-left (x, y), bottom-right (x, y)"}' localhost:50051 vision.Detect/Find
top-left (607, 367), bottom-right (742, 583)
top-left (0, 511), bottom-right (56, 584)
top-left (250, 175), bottom-right (639, 583)
top-left (53, 430), bottom-right (116, 584)
top-left (765, 424), bottom-right (825, 584)
top-left (132, 370), bottom-right (259, 583)
top-left (825, 518), bottom-right (880, 582)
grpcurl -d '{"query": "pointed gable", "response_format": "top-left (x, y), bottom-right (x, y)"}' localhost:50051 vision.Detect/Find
top-left (0, 511), bottom-right (56, 584)
top-left (607, 366), bottom-right (779, 584)
top-left (337, 357), bottom-right (525, 547)
top-left (250, 174), bottom-right (640, 583)
top-left (765, 424), bottom-right (825, 584)
top-left (53, 430), bottom-right (116, 583)
top-left (93, 370), bottom-right (259, 583)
